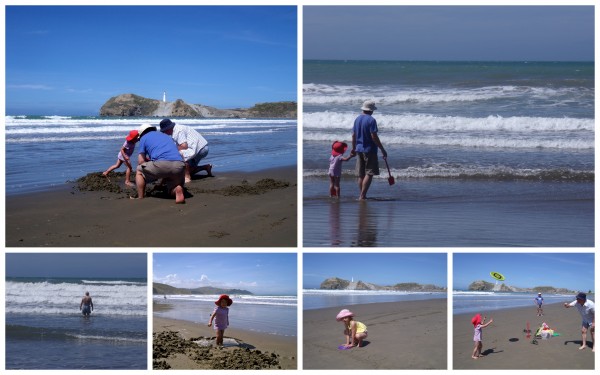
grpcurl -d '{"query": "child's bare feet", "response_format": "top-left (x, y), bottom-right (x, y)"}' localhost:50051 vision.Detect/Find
top-left (578, 345), bottom-right (587, 350)
top-left (125, 181), bottom-right (135, 188)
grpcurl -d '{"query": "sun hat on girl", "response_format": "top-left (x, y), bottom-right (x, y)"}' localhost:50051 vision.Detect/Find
top-left (215, 294), bottom-right (233, 306)
top-left (336, 309), bottom-right (354, 321)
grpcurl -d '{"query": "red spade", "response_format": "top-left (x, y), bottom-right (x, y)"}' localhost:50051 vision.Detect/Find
top-left (383, 157), bottom-right (395, 186)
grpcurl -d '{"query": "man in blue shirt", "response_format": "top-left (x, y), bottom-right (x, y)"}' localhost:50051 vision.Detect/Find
top-left (134, 123), bottom-right (186, 203)
top-left (534, 293), bottom-right (544, 316)
top-left (351, 100), bottom-right (388, 200)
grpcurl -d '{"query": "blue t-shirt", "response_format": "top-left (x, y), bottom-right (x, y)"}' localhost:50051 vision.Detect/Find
top-left (535, 296), bottom-right (544, 305)
top-left (138, 131), bottom-right (182, 162)
top-left (353, 114), bottom-right (378, 153)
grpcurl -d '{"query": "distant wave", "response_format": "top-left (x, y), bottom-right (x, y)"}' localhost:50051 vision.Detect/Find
top-left (156, 294), bottom-right (297, 307)
top-left (5, 116), bottom-right (296, 127)
top-left (6, 325), bottom-right (146, 342)
top-left (303, 83), bottom-right (593, 105)
top-left (81, 280), bottom-right (146, 285)
top-left (304, 165), bottom-right (594, 183)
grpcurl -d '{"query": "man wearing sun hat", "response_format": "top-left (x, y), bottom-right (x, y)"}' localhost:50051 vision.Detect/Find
top-left (160, 118), bottom-right (212, 183)
top-left (564, 292), bottom-right (595, 351)
top-left (351, 100), bottom-right (388, 200)
top-left (134, 123), bottom-right (186, 203)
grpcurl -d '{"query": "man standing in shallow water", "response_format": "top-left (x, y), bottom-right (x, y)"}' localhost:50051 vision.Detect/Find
top-left (80, 292), bottom-right (94, 317)
top-left (351, 100), bottom-right (388, 200)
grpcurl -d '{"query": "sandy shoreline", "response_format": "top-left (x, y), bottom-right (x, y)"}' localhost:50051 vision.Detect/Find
top-left (303, 299), bottom-right (447, 369)
top-left (453, 302), bottom-right (595, 369)
top-left (6, 166), bottom-right (297, 247)
top-left (153, 316), bottom-right (297, 369)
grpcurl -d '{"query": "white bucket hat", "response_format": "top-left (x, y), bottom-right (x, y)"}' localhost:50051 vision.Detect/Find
top-left (138, 123), bottom-right (156, 137)
top-left (361, 100), bottom-right (377, 112)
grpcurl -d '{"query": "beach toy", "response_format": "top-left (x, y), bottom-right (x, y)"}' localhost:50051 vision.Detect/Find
top-left (383, 157), bottom-right (395, 186)
top-left (338, 344), bottom-right (353, 350)
top-left (526, 321), bottom-right (531, 339)
top-left (490, 271), bottom-right (505, 281)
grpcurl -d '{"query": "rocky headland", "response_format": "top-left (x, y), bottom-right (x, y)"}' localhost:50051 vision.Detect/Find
top-left (319, 277), bottom-right (446, 292)
top-left (468, 280), bottom-right (576, 294)
top-left (153, 282), bottom-right (253, 296)
top-left (99, 93), bottom-right (296, 118)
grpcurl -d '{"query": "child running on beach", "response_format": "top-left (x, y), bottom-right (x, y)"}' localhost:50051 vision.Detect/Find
top-left (336, 309), bottom-right (368, 348)
top-left (329, 141), bottom-right (354, 198)
top-left (208, 294), bottom-right (232, 347)
top-left (103, 130), bottom-right (139, 187)
top-left (472, 313), bottom-right (493, 359)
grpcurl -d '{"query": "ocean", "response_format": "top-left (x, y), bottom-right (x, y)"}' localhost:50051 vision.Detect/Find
top-left (153, 294), bottom-right (297, 337)
top-left (5, 116), bottom-right (297, 195)
top-left (303, 289), bottom-right (447, 310)
top-left (303, 60), bottom-right (594, 247)
top-left (453, 291), bottom-right (578, 315)
top-left (5, 277), bottom-right (147, 369)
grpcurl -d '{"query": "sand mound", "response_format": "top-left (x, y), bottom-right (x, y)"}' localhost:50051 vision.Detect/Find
top-left (153, 331), bottom-right (282, 370)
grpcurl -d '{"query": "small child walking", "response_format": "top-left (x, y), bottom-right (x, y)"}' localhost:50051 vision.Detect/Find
top-left (336, 309), bottom-right (368, 348)
top-left (103, 130), bottom-right (139, 186)
top-left (208, 294), bottom-right (232, 347)
top-left (329, 141), bottom-right (354, 198)
top-left (472, 313), bottom-right (493, 359)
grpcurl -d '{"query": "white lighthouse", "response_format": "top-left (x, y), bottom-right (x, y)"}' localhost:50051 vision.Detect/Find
top-left (163, 91), bottom-right (166, 103)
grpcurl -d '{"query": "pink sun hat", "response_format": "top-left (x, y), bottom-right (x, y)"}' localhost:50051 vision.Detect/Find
top-left (336, 309), bottom-right (354, 321)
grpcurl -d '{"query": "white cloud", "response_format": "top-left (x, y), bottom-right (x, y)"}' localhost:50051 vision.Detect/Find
top-left (7, 84), bottom-right (52, 90)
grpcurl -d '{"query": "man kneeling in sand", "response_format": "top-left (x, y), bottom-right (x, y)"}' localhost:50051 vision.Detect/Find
top-left (80, 292), bottom-right (94, 317)
top-left (564, 292), bottom-right (595, 351)
top-left (133, 123), bottom-right (186, 204)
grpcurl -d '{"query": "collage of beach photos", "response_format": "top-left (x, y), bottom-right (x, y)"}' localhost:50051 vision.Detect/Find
top-left (1, 2), bottom-right (597, 374)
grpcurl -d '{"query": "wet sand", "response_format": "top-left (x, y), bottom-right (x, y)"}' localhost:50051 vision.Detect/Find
top-left (303, 299), bottom-right (447, 369)
top-left (6, 166), bottom-right (296, 247)
top-left (153, 316), bottom-right (297, 370)
top-left (453, 302), bottom-right (595, 369)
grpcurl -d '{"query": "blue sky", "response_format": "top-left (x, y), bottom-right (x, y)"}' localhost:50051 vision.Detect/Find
top-left (303, 253), bottom-right (447, 289)
top-left (5, 6), bottom-right (297, 115)
top-left (5, 253), bottom-right (147, 278)
top-left (304, 6), bottom-right (594, 61)
top-left (454, 253), bottom-right (594, 292)
top-left (153, 253), bottom-right (297, 295)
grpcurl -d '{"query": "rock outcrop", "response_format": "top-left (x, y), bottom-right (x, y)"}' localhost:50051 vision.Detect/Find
top-left (319, 277), bottom-right (446, 292)
top-left (468, 280), bottom-right (576, 294)
top-left (153, 282), bottom-right (253, 295)
top-left (99, 93), bottom-right (296, 118)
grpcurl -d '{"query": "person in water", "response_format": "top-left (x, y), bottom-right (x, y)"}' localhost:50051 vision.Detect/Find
top-left (80, 292), bottom-right (94, 317)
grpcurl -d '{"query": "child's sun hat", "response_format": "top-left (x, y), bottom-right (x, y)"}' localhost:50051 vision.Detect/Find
top-left (336, 309), bottom-right (354, 321)
top-left (215, 294), bottom-right (233, 306)
top-left (331, 141), bottom-right (348, 157)
top-left (471, 313), bottom-right (482, 327)
top-left (126, 130), bottom-right (139, 141)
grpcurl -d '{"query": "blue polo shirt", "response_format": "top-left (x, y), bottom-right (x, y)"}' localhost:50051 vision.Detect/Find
top-left (353, 114), bottom-right (379, 153)
top-left (138, 131), bottom-right (182, 161)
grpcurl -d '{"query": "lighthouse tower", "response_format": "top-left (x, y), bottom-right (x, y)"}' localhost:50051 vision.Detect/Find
top-left (163, 91), bottom-right (166, 103)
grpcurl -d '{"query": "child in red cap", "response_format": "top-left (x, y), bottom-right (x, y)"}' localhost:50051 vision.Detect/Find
top-left (208, 294), bottom-right (233, 347)
top-left (329, 141), bottom-right (354, 198)
top-left (471, 313), bottom-right (493, 359)
top-left (103, 129), bottom-right (139, 187)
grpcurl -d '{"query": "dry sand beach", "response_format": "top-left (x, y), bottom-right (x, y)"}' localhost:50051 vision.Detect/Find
top-left (153, 316), bottom-right (297, 370)
top-left (6, 166), bottom-right (296, 247)
top-left (303, 299), bottom-right (447, 369)
top-left (453, 302), bottom-right (595, 369)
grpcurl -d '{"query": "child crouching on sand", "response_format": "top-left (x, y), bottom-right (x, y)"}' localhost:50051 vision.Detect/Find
top-left (208, 294), bottom-right (232, 347)
top-left (329, 141), bottom-right (354, 198)
top-left (336, 309), bottom-right (368, 348)
top-left (472, 313), bottom-right (493, 359)
top-left (103, 130), bottom-right (139, 187)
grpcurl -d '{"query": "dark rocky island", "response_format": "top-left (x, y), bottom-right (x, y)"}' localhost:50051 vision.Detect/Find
top-left (319, 277), bottom-right (446, 292)
top-left (468, 280), bottom-right (576, 294)
top-left (99, 93), bottom-right (296, 118)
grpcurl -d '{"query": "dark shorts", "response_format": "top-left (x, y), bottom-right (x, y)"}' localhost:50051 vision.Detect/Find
top-left (137, 160), bottom-right (185, 191)
top-left (355, 152), bottom-right (379, 178)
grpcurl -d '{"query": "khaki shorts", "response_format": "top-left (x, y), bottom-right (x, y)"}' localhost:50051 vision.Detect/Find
top-left (137, 160), bottom-right (185, 192)
top-left (356, 152), bottom-right (379, 178)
